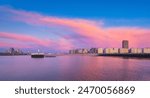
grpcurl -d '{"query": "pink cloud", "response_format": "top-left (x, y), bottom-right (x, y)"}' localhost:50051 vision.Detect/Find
top-left (1, 7), bottom-right (108, 46)
top-left (0, 32), bottom-right (51, 47)
top-left (56, 38), bottom-right (75, 50)
top-left (105, 27), bottom-right (150, 47)
top-left (40, 17), bottom-right (150, 48)
top-left (0, 6), bottom-right (150, 49)
top-left (0, 41), bottom-right (31, 48)
top-left (0, 32), bottom-right (74, 50)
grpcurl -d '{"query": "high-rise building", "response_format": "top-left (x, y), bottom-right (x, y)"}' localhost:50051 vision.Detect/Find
top-left (9, 48), bottom-right (15, 55)
top-left (122, 40), bottom-right (129, 48)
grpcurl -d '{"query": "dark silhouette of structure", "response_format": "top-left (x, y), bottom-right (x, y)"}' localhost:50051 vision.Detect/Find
top-left (122, 40), bottom-right (129, 48)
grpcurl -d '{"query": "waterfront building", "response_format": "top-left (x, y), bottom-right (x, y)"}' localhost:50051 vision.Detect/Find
top-left (69, 49), bottom-right (76, 54)
top-left (143, 48), bottom-right (150, 54)
top-left (104, 48), bottom-right (119, 54)
top-left (104, 48), bottom-right (110, 54)
top-left (122, 40), bottom-right (129, 48)
top-left (16, 49), bottom-right (23, 54)
top-left (78, 49), bottom-right (83, 54)
top-left (119, 48), bottom-right (129, 54)
top-left (69, 48), bottom-right (89, 54)
top-left (130, 48), bottom-right (142, 54)
top-left (9, 48), bottom-right (15, 55)
top-left (73, 50), bottom-right (76, 54)
top-left (97, 48), bottom-right (103, 54)
top-left (69, 50), bottom-right (73, 54)
top-left (89, 48), bottom-right (98, 54)
top-left (6, 48), bottom-right (24, 55)
top-left (69, 50), bottom-right (71, 54)
top-left (82, 49), bottom-right (88, 54)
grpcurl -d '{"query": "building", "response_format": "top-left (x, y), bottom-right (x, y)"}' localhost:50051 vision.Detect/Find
top-left (78, 49), bottom-right (83, 54)
top-left (9, 48), bottom-right (15, 55)
top-left (89, 48), bottom-right (97, 54)
top-left (143, 48), bottom-right (150, 54)
top-left (74, 49), bottom-right (78, 54)
top-left (16, 49), bottom-right (23, 54)
top-left (82, 49), bottom-right (88, 54)
top-left (69, 50), bottom-right (74, 54)
top-left (97, 48), bottom-right (103, 54)
top-left (69, 50), bottom-right (71, 54)
top-left (130, 48), bottom-right (142, 54)
top-left (7, 48), bottom-right (23, 55)
top-left (122, 40), bottom-right (129, 48)
top-left (104, 48), bottom-right (119, 54)
top-left (104, 48), bottom-right (110, 54)
top-left (119, 48), bottom-right (129, 54)
top-left (69, 48), bottom-right (89, 54)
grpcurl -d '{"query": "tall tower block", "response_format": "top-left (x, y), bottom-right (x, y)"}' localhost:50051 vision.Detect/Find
top-left (122, 40), bottom-right (129, 48)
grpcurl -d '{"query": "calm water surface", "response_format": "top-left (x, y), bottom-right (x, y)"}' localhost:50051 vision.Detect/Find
top-left (0, 55), bottom-right (150, 81)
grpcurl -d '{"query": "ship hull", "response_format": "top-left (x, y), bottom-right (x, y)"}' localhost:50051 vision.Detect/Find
top-left (31, 54), bottom-right (44, 58)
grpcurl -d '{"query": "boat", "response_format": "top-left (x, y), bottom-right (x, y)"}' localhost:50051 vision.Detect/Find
top-left (31, 49), bottom-right (44, 58)
top-left (31, 53), bottom-right (44, 58)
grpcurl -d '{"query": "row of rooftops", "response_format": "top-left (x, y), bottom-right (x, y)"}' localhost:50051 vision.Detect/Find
top-left (69, 48), bottom-right (150, 54)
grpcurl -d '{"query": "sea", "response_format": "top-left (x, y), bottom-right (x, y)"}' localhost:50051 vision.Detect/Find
top-left (0, 55), bottom-right (150, 81)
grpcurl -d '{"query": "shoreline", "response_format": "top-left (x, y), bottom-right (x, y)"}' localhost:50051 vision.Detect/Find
top-left (0, 53), bottom-right (150, 58)
top-left (98, 53), bottom-right (150, 58)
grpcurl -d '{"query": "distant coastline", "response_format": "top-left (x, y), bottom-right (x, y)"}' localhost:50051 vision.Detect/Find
top-left (0, 53), bottom-right (28, 56)
top-left (69, 40), bottom-right (150, 58)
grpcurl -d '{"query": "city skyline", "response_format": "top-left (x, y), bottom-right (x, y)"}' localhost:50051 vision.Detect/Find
top-left (0, 0), bottom-right (150, 52)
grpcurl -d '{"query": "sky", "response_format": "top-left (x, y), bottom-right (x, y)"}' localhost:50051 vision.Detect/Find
top-left (0, 0), bottom-right (150, 52)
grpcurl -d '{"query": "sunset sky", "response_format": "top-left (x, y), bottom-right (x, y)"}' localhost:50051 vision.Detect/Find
top-left (0, 0), bottom-right (150, 52)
